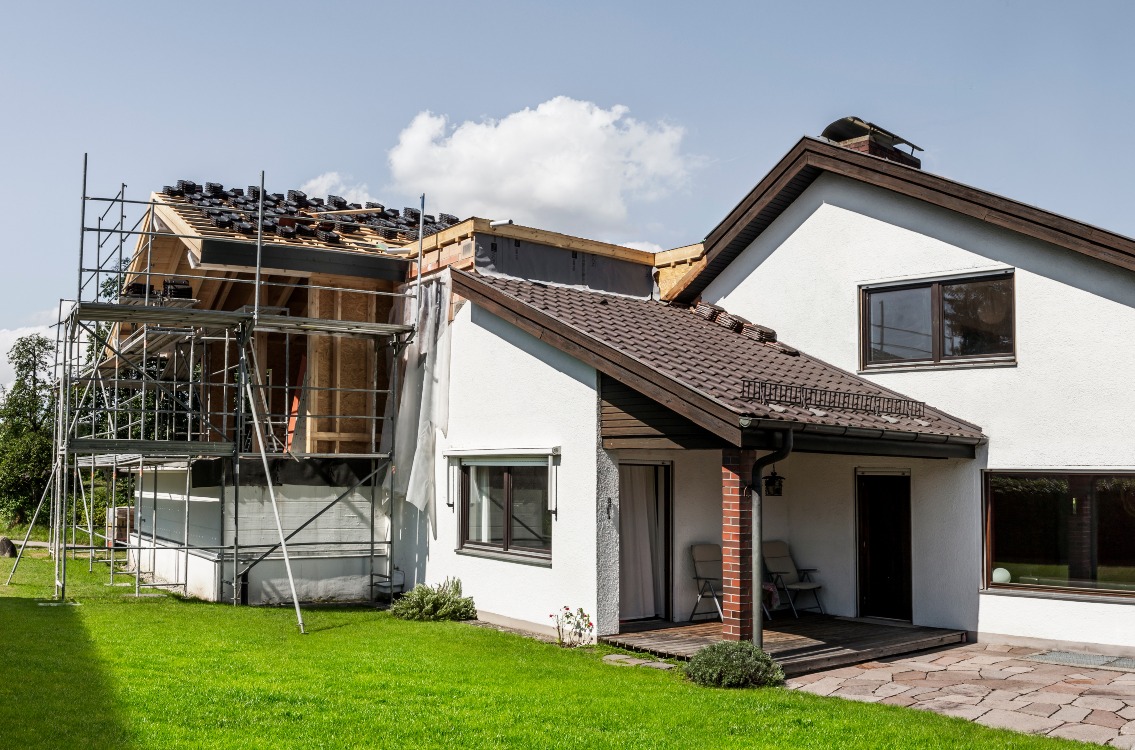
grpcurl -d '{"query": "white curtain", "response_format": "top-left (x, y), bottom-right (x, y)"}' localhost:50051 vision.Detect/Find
top-left (619, 465), bottom-right (662, 620)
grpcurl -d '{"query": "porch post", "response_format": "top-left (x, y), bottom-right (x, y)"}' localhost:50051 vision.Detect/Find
top-left (721, 449), bottom-right (753, 641)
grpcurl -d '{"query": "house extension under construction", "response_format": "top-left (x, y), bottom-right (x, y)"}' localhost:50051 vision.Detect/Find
top-left (43, 163), bottom-right (704, 630)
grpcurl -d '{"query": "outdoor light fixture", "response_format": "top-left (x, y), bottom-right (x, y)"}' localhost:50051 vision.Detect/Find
top-left (763, 469), bottom-right (785, 497)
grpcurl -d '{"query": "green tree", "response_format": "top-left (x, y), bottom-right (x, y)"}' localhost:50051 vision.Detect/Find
top-left (0, 333), bottom-right (54, 523)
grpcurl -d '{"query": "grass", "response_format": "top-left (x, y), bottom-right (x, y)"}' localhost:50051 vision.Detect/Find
top-left (0, 518), bottom-right (51, 543)
top-left (1, 553), bottom-right (1082, 749)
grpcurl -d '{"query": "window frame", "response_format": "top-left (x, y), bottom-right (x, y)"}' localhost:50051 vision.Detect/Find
top-left (982, 469), bottom-right (1135, 599)
top-left (457, 457), bottom-right (554, 561)
top-left (859, 271), bottom-right (1016, 370)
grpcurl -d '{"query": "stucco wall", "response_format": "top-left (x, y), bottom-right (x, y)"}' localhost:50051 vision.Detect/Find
top-left (427, 302), bottom-right (601, 635)
top-left (763, 452), bottom-right (980, 631)
top-left (702, 172), bottom-right (1135, 469)
top-left (613, 449), bottom-right (723, 623)
top-left (699, 172), bottom-right (1135, 646)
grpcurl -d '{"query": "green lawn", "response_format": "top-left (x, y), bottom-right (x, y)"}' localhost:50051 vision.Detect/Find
top-left (1, 519), bottom-right (52, 544)
top-left (1, 553), bottom-right (1080, 749)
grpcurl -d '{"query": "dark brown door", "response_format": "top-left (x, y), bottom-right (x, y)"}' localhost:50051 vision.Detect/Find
top-left (857, 474), bottom-right (913, 620)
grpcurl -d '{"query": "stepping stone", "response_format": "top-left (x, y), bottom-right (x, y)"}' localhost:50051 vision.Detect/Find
top-left (976, 709), bottom-right (1063, 734)
top-left (1076, 696), bottom-right (1127, 712)
top-left (1048, 723), bottom-right (1118, 744)
top-left (1051, 705), bottom-right (1092, 723)
top-left (1019, 703), bottom-right (1061, 718)
top-left (1086, 710), bottom-right (1129, 729)
top-left (641, 662), bottom-right (674, 670)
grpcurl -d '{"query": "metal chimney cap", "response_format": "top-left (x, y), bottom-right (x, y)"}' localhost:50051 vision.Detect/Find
top-left (821, 116), bottom-right (923, 153)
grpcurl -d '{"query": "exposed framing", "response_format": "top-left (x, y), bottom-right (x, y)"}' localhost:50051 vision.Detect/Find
top-left (10, 159), bottom-right (421, 633)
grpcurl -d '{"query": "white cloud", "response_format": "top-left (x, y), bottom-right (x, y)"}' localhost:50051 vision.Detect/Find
top-left (388, 97), bottom-right (696, 236)
top-left (299, 172), bottom-right (376, 206)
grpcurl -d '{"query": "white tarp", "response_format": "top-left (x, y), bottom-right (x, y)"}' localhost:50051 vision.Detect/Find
top-left (384, 270), bottom-right (452, 520)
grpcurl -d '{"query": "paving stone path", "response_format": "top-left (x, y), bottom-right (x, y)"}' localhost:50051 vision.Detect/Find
top-left (788, 642), bottom-right (1135, 746)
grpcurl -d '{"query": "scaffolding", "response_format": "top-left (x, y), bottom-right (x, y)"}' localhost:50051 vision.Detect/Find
top-left (7, 156), bottom-right (426, 632)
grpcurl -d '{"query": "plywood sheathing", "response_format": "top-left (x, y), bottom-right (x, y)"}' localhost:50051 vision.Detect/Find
top-left (653, 243), bottom-right (706, 300)
top-left (408, 218), bottom-right (662, 279)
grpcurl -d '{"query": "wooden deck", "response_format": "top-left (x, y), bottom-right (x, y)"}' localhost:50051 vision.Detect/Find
top-left (602, 615), bottom-right (966, 676)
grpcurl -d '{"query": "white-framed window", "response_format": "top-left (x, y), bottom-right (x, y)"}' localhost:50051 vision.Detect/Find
top-left (445, 449), bottom-right (559, 560)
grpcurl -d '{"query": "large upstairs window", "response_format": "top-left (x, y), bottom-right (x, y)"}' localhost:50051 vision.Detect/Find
top-left (862, 273), bottom-right (1014, 368)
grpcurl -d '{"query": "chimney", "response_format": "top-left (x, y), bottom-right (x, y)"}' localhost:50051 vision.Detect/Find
top-left (820, 116), bottom-right (922, 169)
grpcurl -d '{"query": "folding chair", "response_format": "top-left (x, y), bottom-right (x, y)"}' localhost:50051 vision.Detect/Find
top-left (688, 543), bottom-right (724, 621)
top-left (763, 540), bottom-right (824, 617)
top-left (689, 543), bottom-right (773, 621)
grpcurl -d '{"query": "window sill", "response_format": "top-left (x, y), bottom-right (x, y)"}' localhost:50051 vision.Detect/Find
top-left (456, 547), bottom-right (552, 568)
top-left (981, 586), bottom-right (1135, 606)
top-left (860, 357), bottom-right (1016, 375)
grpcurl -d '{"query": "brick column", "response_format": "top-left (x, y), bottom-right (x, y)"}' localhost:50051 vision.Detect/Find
top-left (721, 448), bottom-right (753, 641)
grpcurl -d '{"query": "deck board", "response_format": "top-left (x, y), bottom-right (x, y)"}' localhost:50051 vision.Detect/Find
top-left (602, 615), bottom-right (965, 675)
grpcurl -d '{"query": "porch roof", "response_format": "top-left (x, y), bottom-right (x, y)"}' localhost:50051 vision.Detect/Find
top-left (451, 269), bottom-right (986, 456)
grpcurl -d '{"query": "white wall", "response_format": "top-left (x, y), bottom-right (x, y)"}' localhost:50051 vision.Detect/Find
top-left (703, 172), bottom-right (1135, 469)
top-left (700, 172), bottom-right (1135, 645)
top-left (614, 449), bottom-right (723, 622)
top-left (767, 452), bottom-right (980, 631)
top-left (426, 302), bottom-right (601, 635)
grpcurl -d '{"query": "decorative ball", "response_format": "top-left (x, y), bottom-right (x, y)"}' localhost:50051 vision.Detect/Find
top-left (992, 567), bottom-right (1011, 584)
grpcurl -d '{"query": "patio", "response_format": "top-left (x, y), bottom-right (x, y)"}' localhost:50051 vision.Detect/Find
top-left (602, 614), bottom-right (966, 676)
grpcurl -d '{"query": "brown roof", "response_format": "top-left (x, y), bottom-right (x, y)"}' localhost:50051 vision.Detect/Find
top-left (671, 136), bottom-right (1135, 303)
top-left (452, 269), bottom-right (985, 451)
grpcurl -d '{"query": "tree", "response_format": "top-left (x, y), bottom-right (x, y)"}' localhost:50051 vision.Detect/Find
top-left (0, 333), bottom-right (54, 523)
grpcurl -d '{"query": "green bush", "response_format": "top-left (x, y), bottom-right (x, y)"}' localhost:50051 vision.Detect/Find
top-left (685, 641), bottom-right (784, 688)
top-left (390, 577), bottom-right (477, 621)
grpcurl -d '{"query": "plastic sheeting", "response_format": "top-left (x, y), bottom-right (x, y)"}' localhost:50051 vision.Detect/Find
top-left (384, 271), bottom-right (452, 520)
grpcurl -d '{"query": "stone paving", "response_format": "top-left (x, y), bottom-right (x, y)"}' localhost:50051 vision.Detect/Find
top-left (788, 642), bottom-right (1135, 746)
top-left (603, 653), bottom-right (676, 670)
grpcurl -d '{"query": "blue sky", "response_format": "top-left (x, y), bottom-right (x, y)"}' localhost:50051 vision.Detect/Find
top-left (0, 0), bottom-right (1131, 375)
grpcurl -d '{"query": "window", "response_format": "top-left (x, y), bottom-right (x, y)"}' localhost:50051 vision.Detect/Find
top-left (862, 273), bottom-right (1014, 367)
top-left (985, 472), bottom-right (1135, 595)
top-left (461, 460), bottom-right (552, 558)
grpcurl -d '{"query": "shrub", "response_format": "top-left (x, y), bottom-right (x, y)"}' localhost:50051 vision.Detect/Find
top-left (390, 577), bottom-right (477, 621)
top-left (685, 641), bottom-right (784, 688)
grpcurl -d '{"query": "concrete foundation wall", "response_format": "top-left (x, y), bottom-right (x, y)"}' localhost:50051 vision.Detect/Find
top-left (133, 469), bottom-right (388, 604)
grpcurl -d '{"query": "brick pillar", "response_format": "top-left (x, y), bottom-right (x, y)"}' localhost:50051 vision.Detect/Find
top-left (721, 448), bottom-right (753, 641)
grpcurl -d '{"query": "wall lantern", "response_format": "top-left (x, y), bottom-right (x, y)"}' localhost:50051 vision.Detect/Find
top-left (763, 469), bottom-right (785, 497)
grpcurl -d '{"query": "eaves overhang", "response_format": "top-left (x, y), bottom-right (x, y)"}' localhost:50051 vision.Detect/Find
top-left (672, 136), bottom-right (1135, 303)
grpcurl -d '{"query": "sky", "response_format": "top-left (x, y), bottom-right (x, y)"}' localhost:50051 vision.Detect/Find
top-left (0, 0), bottom-right (1132, 382)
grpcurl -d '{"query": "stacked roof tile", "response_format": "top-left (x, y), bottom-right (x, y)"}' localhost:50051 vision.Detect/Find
top-left (158, 180), bottom-right (463, 253)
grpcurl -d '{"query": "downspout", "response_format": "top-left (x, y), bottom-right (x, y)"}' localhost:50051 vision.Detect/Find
top-left (748, 428), bottom-right (793, 650)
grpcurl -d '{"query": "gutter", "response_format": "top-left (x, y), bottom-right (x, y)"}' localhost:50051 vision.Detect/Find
top-left (740, 415), bottom-right (986, 446)
top-left (750, 429), bottom-right (793, 651)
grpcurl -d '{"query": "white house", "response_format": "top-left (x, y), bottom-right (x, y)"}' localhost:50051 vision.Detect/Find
top-left (408, 118), bottom-right (1135, 658)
